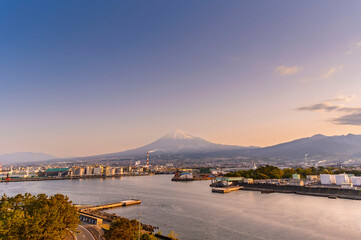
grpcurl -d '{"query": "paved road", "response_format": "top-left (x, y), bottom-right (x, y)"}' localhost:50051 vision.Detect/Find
top-left (75, 225), bottom-right (96, 240)
top-left (84, 225), bottom-right (105, 240)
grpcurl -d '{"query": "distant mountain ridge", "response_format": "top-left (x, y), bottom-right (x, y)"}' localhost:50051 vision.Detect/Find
top-left (0, 152), bottom-right (57, 165)
top-left (6, 131), bottom-right (361, 165)
top-left (251, 133), bottom-right (361, 160)
top-left (88, 131), bottom-right (361, 162)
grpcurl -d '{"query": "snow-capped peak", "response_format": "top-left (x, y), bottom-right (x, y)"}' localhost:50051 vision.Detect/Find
top-left (162, 129), bottom-right (194, 140)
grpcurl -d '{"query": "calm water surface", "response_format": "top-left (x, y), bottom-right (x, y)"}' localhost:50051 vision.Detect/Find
top-left (1, 175), bottom-right (361, 240)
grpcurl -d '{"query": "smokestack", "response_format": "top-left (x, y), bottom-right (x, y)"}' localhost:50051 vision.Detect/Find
top-left (147, 152), bottom-right (149, 168)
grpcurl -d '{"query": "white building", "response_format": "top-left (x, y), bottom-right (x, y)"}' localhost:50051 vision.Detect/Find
top-left (86, 166), bottom-right (93, 175)
top-left (320, 174), bottom-right (336, 185)
top-left (93, 166), bottom-right (102, 175)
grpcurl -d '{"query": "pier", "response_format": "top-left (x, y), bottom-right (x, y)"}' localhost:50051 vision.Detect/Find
top-left (212, 186), bottom-right (243, 193)
top-left (80, 199), bottom-right (141, 211)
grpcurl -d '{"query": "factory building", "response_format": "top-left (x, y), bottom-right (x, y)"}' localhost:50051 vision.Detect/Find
top-left (44, 168), bottom-right (71, 177)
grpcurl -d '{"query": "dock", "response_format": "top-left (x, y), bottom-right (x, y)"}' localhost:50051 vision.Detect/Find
top-left (82, 199), bottom-right (141, 211)
top-left (212, 186), bottom-right (243, 193)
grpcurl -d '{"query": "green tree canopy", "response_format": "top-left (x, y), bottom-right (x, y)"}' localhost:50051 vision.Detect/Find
top-left (0, 193), bottom-right (79, 240)
top-left (224, 165), bottom-right (339, 180)
top-left (104, 217), bottom-right (139, 240)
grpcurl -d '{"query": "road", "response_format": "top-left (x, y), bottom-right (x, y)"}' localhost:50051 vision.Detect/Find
top-left (75, 225), bottom-right (96, 240)
top-left (83, 225), bottom-right (105, 240)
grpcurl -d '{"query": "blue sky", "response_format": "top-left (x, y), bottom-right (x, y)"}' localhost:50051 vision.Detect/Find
top-left (1, 1), bottom-right (361, 156)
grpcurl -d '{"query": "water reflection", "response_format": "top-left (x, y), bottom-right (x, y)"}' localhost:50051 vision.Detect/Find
top-left (1, 175), bottom-right (360, 240)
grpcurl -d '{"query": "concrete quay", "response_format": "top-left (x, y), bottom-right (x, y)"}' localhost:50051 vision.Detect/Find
top-left (0, 173), bottom-right (151, 183)
top-left (80, 199), bottom-right (141, 211)
top-left (240, 183), bottom-right (361, 200)
top-left (212, 186), bottom-right (243, 193)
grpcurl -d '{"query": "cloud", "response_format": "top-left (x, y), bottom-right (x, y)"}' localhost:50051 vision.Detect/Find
top-left (320, 65), bottom-right (343, 79)
top-left (297, 102), bottom-right (358, 113)
top-left (297, 95), bottom-right (357, 112)
top-left (332, 112), bottom-right (361, 126)
top-left (327, 94), bottom-right (356, 102)
top-left (297, 95), bottom-right (361, 126)
top-left (297, 103), bottom-right (339, 112)
top-left (274, 65), bottom-right (301, 76)
top-left (345, 41), bottom-right (361, 55)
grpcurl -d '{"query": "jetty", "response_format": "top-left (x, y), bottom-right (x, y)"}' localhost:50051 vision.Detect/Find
top-left (81, 199), bottom-right (141, 211)
top-left (212, 186), bottom-right (243, 193)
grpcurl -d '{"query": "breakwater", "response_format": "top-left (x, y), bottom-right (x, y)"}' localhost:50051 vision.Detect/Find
top-left (172, 176), bottom-right (213, 181)
top-left (83, 199), bottom-right (141, 211)
top-left (212, 186), bottom-right (243, 193)
top-left (240, 183), bottom-right (361, 200)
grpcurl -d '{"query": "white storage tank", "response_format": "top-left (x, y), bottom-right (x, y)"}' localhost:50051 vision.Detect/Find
top-left (320, 174), bottom-right (336, 185)
top-left (335, 174), bottom-right (350, 185)
top-left (351, 176), bottom-right (361, 186)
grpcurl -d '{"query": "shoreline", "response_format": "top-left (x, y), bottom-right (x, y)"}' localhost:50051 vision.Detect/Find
top-left (0, 172), bottom-right (173, 183)
top-left (238, 183), bottom-right (361, 200)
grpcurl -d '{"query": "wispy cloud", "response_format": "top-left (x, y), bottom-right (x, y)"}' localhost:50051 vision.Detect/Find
top-left (332, 112), bottom-right (361, 125)
top-left (274, 65), bottom-right (301, 76)
top-left (346, 41), bottom-right (361, 55)
top-left (327, 94), bottom-right (356, 102)
top-left (297, 95), bottom-right (361, 126)
top-left (320, 65), bottom-right (343, 79)
top-left (297, 102), bottom-right (358, 113)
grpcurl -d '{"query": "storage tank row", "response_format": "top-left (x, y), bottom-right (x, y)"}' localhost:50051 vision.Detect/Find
top-left (320, 174), bottom-right (361, 186)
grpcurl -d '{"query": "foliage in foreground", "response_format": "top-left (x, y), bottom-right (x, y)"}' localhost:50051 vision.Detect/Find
top-left (104, 217), bottom-right (139, 240)
top-left (141, 233), bottom-right (158, 240)
top-left (104, 217), bottom-right (166, 240)
top-left (168, 230), bottom-right (180, 239)
top-left (0, 193), bottom-right (79, 240)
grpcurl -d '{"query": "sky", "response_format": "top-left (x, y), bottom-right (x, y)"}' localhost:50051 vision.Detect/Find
top-left (1, 0), bottom-right (361, 157)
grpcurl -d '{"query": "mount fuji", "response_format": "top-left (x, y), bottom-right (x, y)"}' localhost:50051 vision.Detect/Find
top-left (91, 129), bottom-right (247, 159)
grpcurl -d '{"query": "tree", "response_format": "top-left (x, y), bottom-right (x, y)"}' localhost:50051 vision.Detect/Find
top-left (269, 169), bottom-right (284, 179)
top-left (141, 234), bottom-right (151, 240)
top-left (283, 168), bottom-right (296, 178)
top-left (141, 233), bottom-right (158, 240)
top-left (167, 230), bottom-right (179, 240)
top-left (104, 217), bottom-right (139, 240)
top-left (0, 193), bottom-right (79, 240)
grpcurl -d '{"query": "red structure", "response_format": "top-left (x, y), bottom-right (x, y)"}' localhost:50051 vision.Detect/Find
top-left (146, 152), bottom-right (149, 168)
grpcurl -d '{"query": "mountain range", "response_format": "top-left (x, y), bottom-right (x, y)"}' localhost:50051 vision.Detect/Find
top-left (93, 129), bottom-right (245, 159)
top-left (78, 130), bottom-right (361, 163)
top-left (4, 130), bottom-right (361, 164)
top-left (0, 152), bottom-right (57, 165)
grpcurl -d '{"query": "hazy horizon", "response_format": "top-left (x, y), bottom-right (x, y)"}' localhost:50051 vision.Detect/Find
top-left (2, 1), bottom-right (361, 157)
